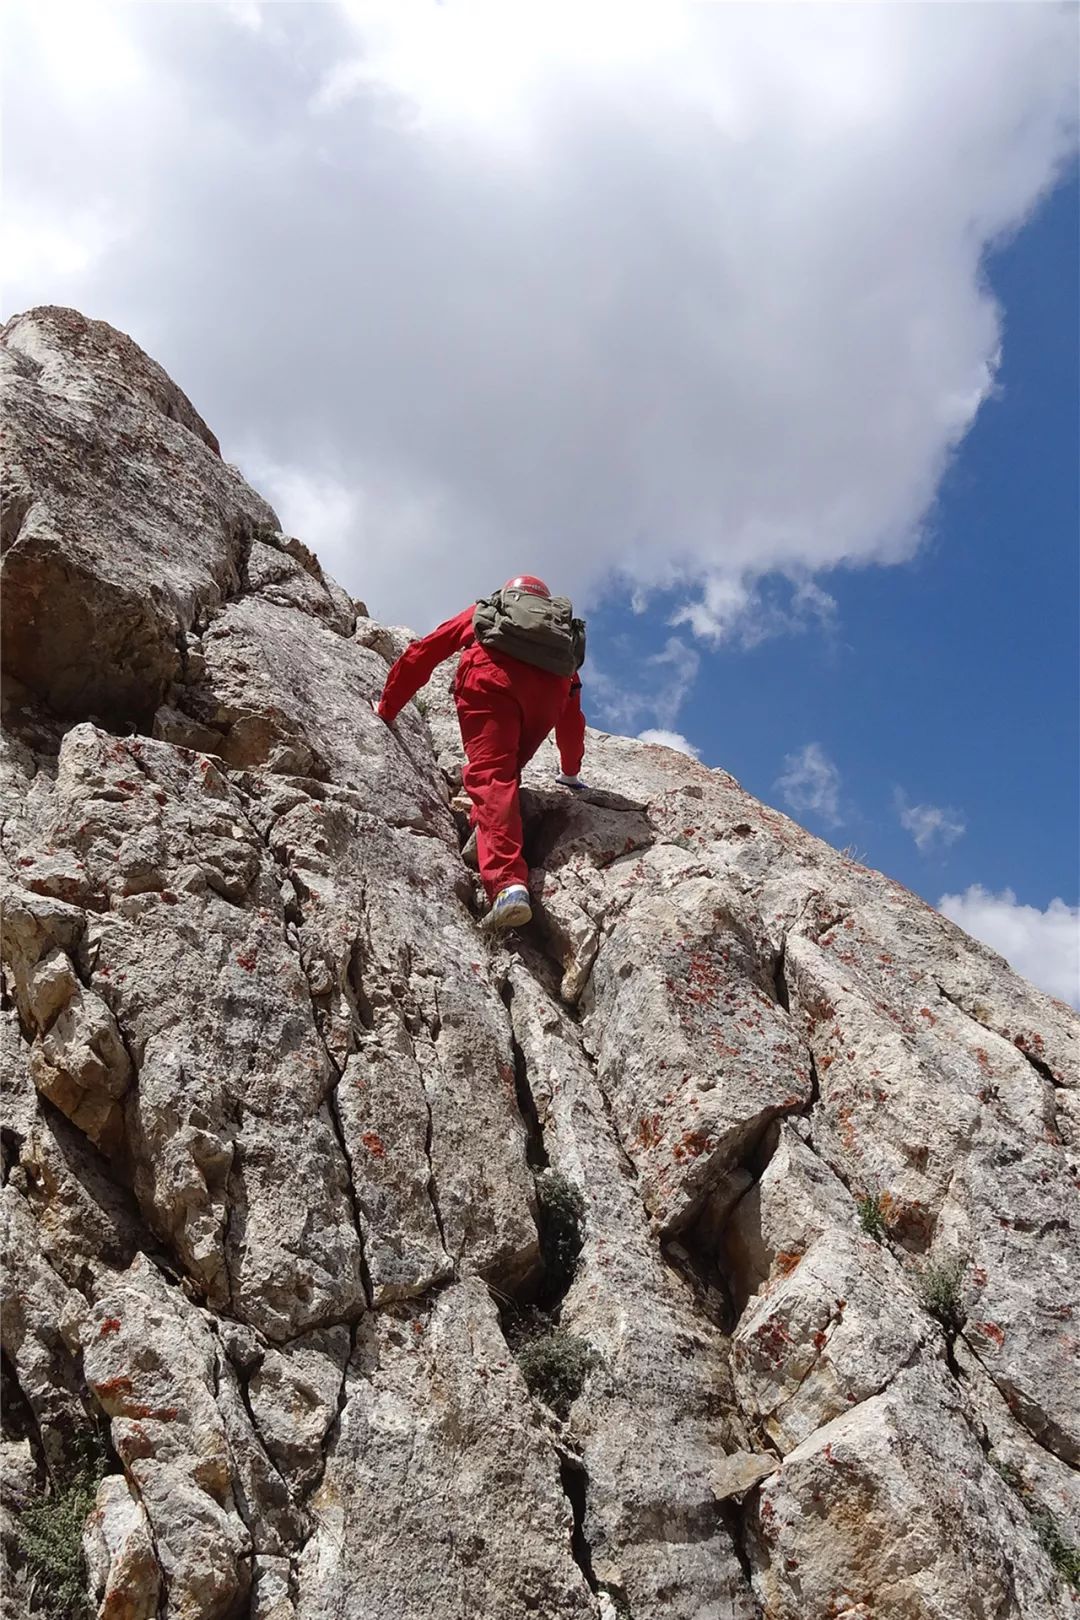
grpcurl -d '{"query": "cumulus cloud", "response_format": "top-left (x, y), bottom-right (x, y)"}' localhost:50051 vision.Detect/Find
top-left (637, 729), bottom-right (701, 759)
top-left (938, 886), bottom-right (1080, 1009)
top-left (776, 743), bottom-right (842, 827)
top-left (896, 791), bottom-right (967, 854)
top-left (3, 2), bottom-right (1077, 630)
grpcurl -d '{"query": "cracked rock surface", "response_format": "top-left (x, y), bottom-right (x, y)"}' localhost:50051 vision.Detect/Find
top-left (2, 306), bottom-right (1077, 1619)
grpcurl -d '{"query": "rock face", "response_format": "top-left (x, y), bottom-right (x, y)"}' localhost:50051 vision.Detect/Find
top-left (2, 307), bottom-right (1077, 1620)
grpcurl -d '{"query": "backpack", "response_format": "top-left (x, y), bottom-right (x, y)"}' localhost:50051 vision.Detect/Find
top-left (472, 589), bottom-right (586, 677)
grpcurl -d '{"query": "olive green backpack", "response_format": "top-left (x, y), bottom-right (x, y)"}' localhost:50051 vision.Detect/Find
top-left (472, 588), bottom-right (586, 676)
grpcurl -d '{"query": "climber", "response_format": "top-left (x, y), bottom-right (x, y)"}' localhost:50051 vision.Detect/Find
top-left (372, 576), bottom-right (587, 931)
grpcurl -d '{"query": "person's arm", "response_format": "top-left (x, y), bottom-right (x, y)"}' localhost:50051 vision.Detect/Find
top-left (377, 607), bottom-right (475, 722)
top-left (555, 675), bottom-right (585, 778)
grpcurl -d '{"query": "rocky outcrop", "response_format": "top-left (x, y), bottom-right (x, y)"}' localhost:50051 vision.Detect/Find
top-left (2, 307), bottom-right (1077, 1619)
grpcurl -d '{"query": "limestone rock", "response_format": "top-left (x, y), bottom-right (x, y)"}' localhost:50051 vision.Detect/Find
top-left (584, 866), bottom-right (812, 1233)
top-left (13, 722), bottom-right (369, 1341)
top-left (1, 305), bottom-right (274, 726)
top-left (725, 1127), bottom-right (937, 1453)
top-left (1, 1438), bottom-right (38, 1620)
top-left (297, 1279), bottom-right (595, 1619)
top-left (953, 1336), bottom-right (1080, 1548)
top-left (82, 1256), bottom-right (255, 1617)
top-left (0, 1004), bottom-right (38, 1166)
top-left (261, 793), bottom-right (538, 1295)
top-left (507, 957), bottom-right (756, 1619)
top-left (3, 309), bottom-right (1077, 1620)
top-left (251, 1556), bottom-right (296, 1620)
top-left (1, 1181), bottom-right (91, 1475)
top-left (245, 536), bottom-right (356, 637)
top-left (709, 1451), bottom-right (779, 1500)
top-left (83, 1473), bottom-right (161, 1620)
top-left (746, 1365), bottom-right (1076, 1619)
top-left (17, 1102), bottom-right (151, 1293)
top-left (246, 1329), bottom-right (349, 1493)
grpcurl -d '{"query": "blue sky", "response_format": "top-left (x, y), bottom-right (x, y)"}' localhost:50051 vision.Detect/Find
top-left (590, 170), bottom-right (1079, 919)
top-left (4, 2), bottom-right (1078, 1002)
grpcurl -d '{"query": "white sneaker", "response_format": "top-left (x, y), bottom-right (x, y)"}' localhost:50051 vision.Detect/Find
top-left (483, 884), bottom-right (533, 932)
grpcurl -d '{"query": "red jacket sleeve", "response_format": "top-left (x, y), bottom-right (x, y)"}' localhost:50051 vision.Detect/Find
top-left (378, 606), bottom-right (475, 722)
top-left (555, 675), bottom-right (586, 776)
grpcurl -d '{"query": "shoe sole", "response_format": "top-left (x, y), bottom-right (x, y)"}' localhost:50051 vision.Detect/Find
top-left (483, 899), bottom-right (533, 932)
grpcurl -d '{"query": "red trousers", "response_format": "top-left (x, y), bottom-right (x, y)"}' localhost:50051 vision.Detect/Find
top-left (454, 644), bottom-right (573, 899)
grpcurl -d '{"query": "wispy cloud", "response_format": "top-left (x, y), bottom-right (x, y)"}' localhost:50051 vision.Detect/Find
top-left (939, 885), bottom-right (1079, 1008)
top-left (646, 638), bottom-right (701, 728)
top-left (776, 743), bottom-right (842, 827)
top-left (672, 575), bottom-right (837, 648)
top-left (590, 636), bottom-right (700, 735)
top-left (896, 790), bottom-right (966, 854)
top-left (638, 729), bottom-right (701, 759)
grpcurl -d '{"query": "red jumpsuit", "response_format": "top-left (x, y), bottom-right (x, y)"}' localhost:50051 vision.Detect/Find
top-left (377, 606), bottom-right (586, 900)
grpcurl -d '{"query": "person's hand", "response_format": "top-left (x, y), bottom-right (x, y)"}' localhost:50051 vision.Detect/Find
top-left (556, 771), bottom-right (587, 790)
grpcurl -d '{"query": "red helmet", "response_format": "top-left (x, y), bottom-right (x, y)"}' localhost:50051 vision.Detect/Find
top-left (503, 575), bottom-right (550, 598)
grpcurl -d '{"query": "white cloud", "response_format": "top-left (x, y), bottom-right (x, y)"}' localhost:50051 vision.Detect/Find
top-left (236, 450), bottom-right (360, 570)
top-left (22, 1), bottom-right (146, 98)
top-left (673, 577), bottom-right (753, 644)
top-left (672, 574), bottom-right (838, 648)
top-left (321, 0), bottom-right (692, 133)
top-left (637, 729), bottom-right (700, 759)
top-left (645, 638), bottom-right (700, 728)
top-left (896, 791), bottom-right (966, 854)
top-left (776, 743), bottom-right (842, 827)
top-left (938, 886), bottom-right (1080, 1009)
top-left (588, 635), bottom-right (700, 734)
top-left (2, 3), bottom-right (1077, 629)
top-left (236, 446), bottom-right (453, 624)
top-left (225, 1), bottom-right (263, 33)
top-left (3, 206), bottom-right (122, 286)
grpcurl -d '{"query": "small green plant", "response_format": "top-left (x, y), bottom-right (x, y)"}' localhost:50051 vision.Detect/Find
top-left (17, 1435), bottom-right (108, 1619)
top-left (414, 695), bottom-right (430, 718)
top-left (920, 1255), bottom-right (966, 1334)
top-left (1031, 1510), bottom-right (1080, 1588)
top-left (991, 1456), bottom-right (1080, 1590)
top-left (515, 1327), bottom-right (597, 1418)
top-left (857, 1193), bottom-right (887, 1242)
top-left (536, 1170), bottom-right (586, 1301)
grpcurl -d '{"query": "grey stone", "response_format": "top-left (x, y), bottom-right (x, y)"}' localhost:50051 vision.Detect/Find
top-left (709, 1451), bottom-right (780, 1500)
top-left (83, 1473), bottom-right (161, 1620)
top-left (246, 1328), bottom-right (349, 1493)
top-left (1, 305), bottom-right (274, 726)
top-left (297, 1279), bottom-right (595, 1620)
top-left (746, 1365), bottom-right (1076, 1619)
top-left (3, 308), bottom-right (1077, 1620)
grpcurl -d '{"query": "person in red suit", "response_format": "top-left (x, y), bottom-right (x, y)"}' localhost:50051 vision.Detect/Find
top-left (373, 576), bottom-right (586, 931)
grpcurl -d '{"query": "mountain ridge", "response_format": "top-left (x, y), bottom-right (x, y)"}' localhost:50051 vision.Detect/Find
top-left (2, 305), bottom-right (1077, 1620)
